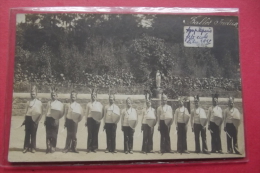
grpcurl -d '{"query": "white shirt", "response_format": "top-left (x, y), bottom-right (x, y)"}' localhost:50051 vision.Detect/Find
top-left (121, 108), bottom-right (137, 126)
top-left (66, 102), bottom-right (82, 120)
top-left (157, 105), bottom-right (173, 120)
top-left (104, 104), bottom-right (120, 123)
top-left (26, 99), bottom-right (42, 116)
top-left (208, 106), bottom-right (223, 122)
top-left (142, 107), bottom-right (156, 124)
top-left (85, 101), bottom-right (103, 119)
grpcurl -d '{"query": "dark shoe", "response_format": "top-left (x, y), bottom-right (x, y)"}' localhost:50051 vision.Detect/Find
top-left (183, 150), bottom-right (190, 154)
top-left (218, 150), bottom-right (224, 154)
top-left (113, 150), bottom-right (117, 153)
top-left (125, 151), bottom-right (128, 154)
top-left (235, 151), bottom-right (241, 155)
top-left (23, 148), bottom-right (29, 153)
top-left (227, 151), bottom-right (233, 154)
top-left (203, 151), bottom-right (210, 154)
top-left (129, 150), bottom-right (133, 154)
top-left (92, 149), bottom-right (97, 153)
top-left (31, 148), bottom-right (36, 153)
top-left (72, 149), bottom-right (79, 153)
top-left (86, 149), bottom-right (91, 153)
top-left (63, 148), bottom-right (69, 153)
top-left (159, 150), bottom-right (165, 154)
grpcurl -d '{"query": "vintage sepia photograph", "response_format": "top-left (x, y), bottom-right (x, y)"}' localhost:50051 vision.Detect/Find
top-left (8, 11), bottom-right (245, 162)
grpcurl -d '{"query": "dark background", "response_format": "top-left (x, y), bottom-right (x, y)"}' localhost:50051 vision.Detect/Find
top-left (0, 0), bottom-right (260, 173)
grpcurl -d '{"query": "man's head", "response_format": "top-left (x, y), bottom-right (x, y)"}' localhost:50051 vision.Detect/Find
top-left (194, 95), bottom-right (199, 107)
top-left (91, 88), bottom-right (97, 101)
top-left (228, 96), bottom-right (234, 108)
top-left (70, 91), bottom-right (77, 102)
top-left (161, 93), bottom-right (168, 105)
top-left (30, 85), bottom-right (37, 99)
top-left (126, 97), bottom-right (132, 108)
top-left (212, 93), bottom-right (219, 106)
top-left (146, 99), bottom-right (151, 108)
top-left (50, 86), bottom-right (58, 101)
top-left (178, 97), bottom-right (184, 107)
top-left (109, 95), bottom-right (115, 105)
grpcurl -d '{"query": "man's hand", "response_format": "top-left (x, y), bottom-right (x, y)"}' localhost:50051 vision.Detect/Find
top-left (64, 121), bottom-right (68, 128)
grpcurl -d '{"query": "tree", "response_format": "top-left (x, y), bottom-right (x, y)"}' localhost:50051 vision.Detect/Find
top-left (128, 34), bottom-right (174, 83)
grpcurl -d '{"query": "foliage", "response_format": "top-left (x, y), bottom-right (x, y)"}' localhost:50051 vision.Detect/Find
top-left (14, 14), bottom-right (241, 95)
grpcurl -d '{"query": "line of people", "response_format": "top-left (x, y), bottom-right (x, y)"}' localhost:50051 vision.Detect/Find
top-left (21, 86), bottom-right (242, 155)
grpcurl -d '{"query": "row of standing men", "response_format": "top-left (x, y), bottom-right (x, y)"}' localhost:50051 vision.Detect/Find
top-left (21, 86), bottom-right (241, 155)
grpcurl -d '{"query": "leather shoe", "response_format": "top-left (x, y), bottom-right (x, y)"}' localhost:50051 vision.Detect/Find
top-left (23, 148), bottom-right (28, 153)
top-left (31, 148), bottom-right (36, 153)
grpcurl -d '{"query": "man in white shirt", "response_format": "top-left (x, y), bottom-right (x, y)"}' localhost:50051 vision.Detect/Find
top-left (103, 94), bottom-right (120, 153)
top-left (63, 91), bottom-right (83, 153)
top-left (174, 97), bottom-right (190, 154)
top-left (121, 97), bottom-right (138, 154)
top-left (22, 85), bottom-right (43, 153)
top-left (208, 93), bottom-right (223, 154)
top-left (44, 87), bottom-right (64, 153)
top-left (157, 93), bottom-right (173, 153)
top-left (85, 88), bottom-right (103, 153)
top-left (223, 97), bottom-right (241, 154)
top-left (141, 92), bottom-right (157, 154)
top-left (190, 95), bottom-right (209, 154)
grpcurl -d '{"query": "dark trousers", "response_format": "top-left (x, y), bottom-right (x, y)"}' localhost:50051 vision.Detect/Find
top-left (87, 117), bottom-right (100, 151)
top-left (45, 117), bottom-right (59, 148)
top-left (122, 126), bottom-right (135, 152)
top-left (226, 123), bottom-right (239, 153)
top-left (210, 121), bottom-right (222, 152)
top-left (24, 116), bottom-right (38, 149)
top-left (159, 120), bottom-right (171, 152)
top-left (142, 124), bottom-right (154, 152)
top-left (64, 118), bottom-right (78, 149)
top-left (105, 123), bottom-right (117, 152)
top-left (194, 123), bottom-right (208, 152)
top-left (177, 123), bottom-right (187, 152)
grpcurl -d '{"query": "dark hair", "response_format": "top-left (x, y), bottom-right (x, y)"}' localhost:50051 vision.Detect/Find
top-left (71, 90), bottom-right (78, 95)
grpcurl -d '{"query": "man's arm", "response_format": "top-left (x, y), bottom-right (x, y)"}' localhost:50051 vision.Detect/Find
top-left (223, 109), bottom-right (227, 131)
top-left (141, 109), bottom-right (144, 132)
top-left (208, 107), bottom-right (212, 130)
top-left (85, 103), bottom-right (89, 126)
top-left (103, 106), bottom-right (107, 130)
top-left (190, 110), bottom-right (194, 129)
top-left (44, 102), bottom-right (50, 123)
top-left (157, 107), bottom-right (161, 131)
top-left (121, 109), bottom-right (125, 131)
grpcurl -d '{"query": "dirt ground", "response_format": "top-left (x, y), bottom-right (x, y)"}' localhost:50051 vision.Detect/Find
top-left (8, 113), bottom-right (245, 163)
